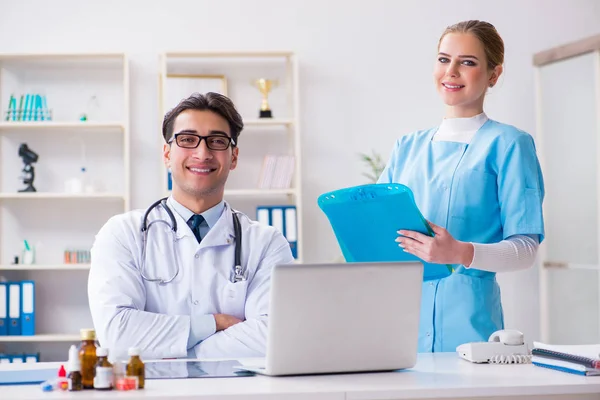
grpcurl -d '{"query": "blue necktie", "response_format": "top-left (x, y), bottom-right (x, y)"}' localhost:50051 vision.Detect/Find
top-left (187, 214), bottom-right (205, 243)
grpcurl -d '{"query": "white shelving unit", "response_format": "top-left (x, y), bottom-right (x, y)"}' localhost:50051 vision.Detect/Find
top-left (158, 51), bottom-right (303, 262)
top-left (0, 264), bottom-right (90, 271)
top-left (0, 53), bottom-right (130, 361)
top-left (243, 119), bottom-right (293, 126)
top-left (533, 35), bottom-right (600, 345)
top-left (0, 334), bottom-right (80, 343)
top-left (224, 189), bottom-right (297, 196)
top-left (0, 193), bottom-right (125, 200)
top-left (0, 121), bottom-right (126, 131)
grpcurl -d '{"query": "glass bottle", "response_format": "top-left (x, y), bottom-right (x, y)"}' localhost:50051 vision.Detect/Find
top-left (78, 328), bottom-right (97, 389)
top-left (67, 344), bottom-right (82, 391)
top-left (93, 347), bottom-right (113, 391)
top-left (126, 347), bottom-right (145, 389)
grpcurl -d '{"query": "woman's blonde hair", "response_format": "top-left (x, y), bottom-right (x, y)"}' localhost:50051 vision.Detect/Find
top-left (439, 20), bottom-right (504, 70)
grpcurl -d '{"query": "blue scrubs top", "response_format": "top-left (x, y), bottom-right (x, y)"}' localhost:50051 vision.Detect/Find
top-left (378, 119), bottom-right (545, 352)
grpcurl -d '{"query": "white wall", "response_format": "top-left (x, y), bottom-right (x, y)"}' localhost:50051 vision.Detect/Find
top-left (1, 0), bottom-right (600, 346)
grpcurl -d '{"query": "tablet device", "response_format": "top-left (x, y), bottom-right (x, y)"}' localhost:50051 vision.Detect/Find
top-left (318, 183), bottom-right (453, 281)
top-left (145, 360), bottom-right (254, 379)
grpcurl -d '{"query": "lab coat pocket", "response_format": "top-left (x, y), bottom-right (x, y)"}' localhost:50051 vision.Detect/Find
top-left (221, 279), bottom-right (250, 319)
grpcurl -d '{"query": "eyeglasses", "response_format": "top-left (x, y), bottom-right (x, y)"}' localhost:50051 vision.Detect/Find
top-left (169, 133), bottom-right (235, 151)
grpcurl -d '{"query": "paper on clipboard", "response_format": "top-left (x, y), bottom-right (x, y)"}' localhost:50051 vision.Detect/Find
top-left (318, 183), bottom-right (453, 281)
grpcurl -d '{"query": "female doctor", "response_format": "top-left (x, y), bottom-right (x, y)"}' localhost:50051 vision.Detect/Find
top-left (88, 92), bottom-right (294, 360)
top-left (378, 20), bottom-right (545, 352)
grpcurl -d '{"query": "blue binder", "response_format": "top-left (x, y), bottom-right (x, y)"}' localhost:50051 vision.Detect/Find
top-left (256, 205), bottom-right (299, 259)
top-left (0, 282), bottom-right (7, 336)
top-left (9, 355), bottom-right (24, 363)
top-left (7, 282), bottom-right (21, 335)
top-left (20, 281), bottom-right (35, 336)
top-left (318, 183), bottom-right (453, 281)
top-left (282, 206), bottom-right (298, 259)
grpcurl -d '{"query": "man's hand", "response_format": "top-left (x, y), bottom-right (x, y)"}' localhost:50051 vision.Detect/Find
top-left (214, 314), bottom-right (244, 331)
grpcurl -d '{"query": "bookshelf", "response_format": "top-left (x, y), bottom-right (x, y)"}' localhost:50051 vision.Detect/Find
top-left (0, 193), bottom-right (125, 200)
top-left (0, 53), bottom-right (130, 361)
top-left (0, 264), bottom-right (91, 271)
top-left (0, 121), bottom-right (125, 131)
top-left (158, 51), bottom-right (303, 262)
top-left (0, 334), bottom-right (80, 343)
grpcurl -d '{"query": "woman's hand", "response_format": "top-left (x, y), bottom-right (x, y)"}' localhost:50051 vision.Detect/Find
top-left (396, 221), bottom-right (474, 266)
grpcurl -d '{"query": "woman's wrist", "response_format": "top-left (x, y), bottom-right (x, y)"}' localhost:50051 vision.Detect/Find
top-left (458, 241), bottom-right (474, 267)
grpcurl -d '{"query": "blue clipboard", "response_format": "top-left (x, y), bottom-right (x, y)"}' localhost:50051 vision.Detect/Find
top-left (318, 183), bottom-right (453, 281)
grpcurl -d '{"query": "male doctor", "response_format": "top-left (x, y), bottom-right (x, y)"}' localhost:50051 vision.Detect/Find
top-left (88, 92), bottom-right (294, 359)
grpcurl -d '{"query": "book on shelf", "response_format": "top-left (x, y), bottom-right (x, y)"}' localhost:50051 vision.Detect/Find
top-left (4, 93), bottom-right (52, 122)
top-left (258, 155), bottom-right (294, 189)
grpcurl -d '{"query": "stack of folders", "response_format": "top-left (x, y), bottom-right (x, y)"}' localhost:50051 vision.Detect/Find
top-left (532, 341), bottom-right (600, 376)
top-left (0, 353), bottom-right (39, 363)
top-left (258, 155), bottom-right (295, 189)
top-left (256, 205), bottom-right (298, 259)
top-left (0, 281), bottom-right (35, 336)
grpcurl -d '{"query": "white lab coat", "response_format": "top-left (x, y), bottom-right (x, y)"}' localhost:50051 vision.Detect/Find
top-left (88, 201), bottom-right (294, 360)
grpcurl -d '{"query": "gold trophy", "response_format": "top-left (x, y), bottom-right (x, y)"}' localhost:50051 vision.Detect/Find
top-left (253, 78), bottom-right (278, 118)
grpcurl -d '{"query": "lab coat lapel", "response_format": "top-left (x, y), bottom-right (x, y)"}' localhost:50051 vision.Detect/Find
top-left (172, 209), bottom-right (194, 241)
top-left (200, 202), bottom-right (236, 248)
top-left (144, 201), bottom-right (194, 241)
top-left (169, 201), bottom-right (235, 246)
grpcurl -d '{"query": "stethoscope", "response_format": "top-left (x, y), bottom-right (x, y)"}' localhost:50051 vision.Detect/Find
top-left (139, 197), bottom-right (246, 285)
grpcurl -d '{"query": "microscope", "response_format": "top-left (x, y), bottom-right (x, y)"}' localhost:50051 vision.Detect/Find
top-left (18, 143), bottom-right (39, 192)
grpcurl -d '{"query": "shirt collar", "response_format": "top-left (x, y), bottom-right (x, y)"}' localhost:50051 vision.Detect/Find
top-left (439, 112), bottom-right (488, 133)
top-left (167, 196), bottom-right (225, 229)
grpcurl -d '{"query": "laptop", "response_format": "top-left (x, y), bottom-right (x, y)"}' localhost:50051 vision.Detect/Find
top-left (237, 261), bottom-right (423, 376)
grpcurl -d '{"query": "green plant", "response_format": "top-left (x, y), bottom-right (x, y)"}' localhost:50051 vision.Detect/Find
top-left (359, 150), bottom-right (386, 183)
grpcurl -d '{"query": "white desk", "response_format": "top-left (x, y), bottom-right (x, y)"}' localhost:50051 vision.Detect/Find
top-left (1, 353), bottom-right (599, 400)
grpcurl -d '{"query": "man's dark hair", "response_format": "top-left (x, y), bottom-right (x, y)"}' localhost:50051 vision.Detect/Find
top-left (162, 92), bottom-right (244, 146)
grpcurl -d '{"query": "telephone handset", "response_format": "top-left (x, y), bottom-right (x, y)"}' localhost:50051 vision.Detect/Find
top-left (456, 329), bottom-right (532, 364)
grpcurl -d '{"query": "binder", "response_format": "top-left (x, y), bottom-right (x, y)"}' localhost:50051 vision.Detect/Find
top-left (0, 282), bottom-right (7, 335)
top-left (25, 353), bottom-right (39, 363)
top-left (0, 355), bottom-right (10, 364)
top-left (318, 183), bottom-right (454, 281)
top-left (271, 208), bottom-right (284, 234)
top-left (256, 207), bottom-right (270, 226)
top-left (7, 282), bottom-right (21, 335)
top-left (10, 355), bottom-right (24, 363)
top-left (20, 281), bottom-right (35, 336)
top-left (284, 207), bottom-right (298, 259)
top-left (256, 206), bottom-right (299, 259)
